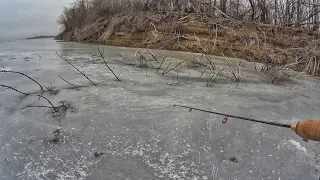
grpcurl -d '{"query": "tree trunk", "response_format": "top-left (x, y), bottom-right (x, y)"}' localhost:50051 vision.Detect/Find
top-left (220, 0), bottom-right (227, 13)
top-left (257, 0), bottom-right (268, 24)
top-left (248, 0), bottom-right (255, 21)
top-left (274, 0), bottom-right (278, 24)
top-left (314, 0), bottom-right (319, 30)
top-left (236, 0), bottom-right (239, 16)
top-left (296, 0), bottom-right (301, 27)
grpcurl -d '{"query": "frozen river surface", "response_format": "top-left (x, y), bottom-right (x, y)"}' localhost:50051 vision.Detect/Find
top-left (0, 39), bottom-right (320, 180)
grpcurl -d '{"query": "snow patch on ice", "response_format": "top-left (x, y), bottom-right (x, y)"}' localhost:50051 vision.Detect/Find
top-left (17, 154), bottom-right (97, 180)
top-left (288, 139), bottom-right (307, 152)
top-left (103, 135), bottom-right (213, 180)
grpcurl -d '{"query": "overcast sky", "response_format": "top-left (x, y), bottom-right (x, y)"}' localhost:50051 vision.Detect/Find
top-left (0, 0), bottom-right (74, 41)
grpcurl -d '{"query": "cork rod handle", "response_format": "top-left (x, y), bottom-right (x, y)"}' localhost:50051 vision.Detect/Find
top-left (291, 119), bottom-right (320, 142)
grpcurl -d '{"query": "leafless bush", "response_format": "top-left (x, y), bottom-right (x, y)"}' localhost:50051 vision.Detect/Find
top-left (135, 50), bottom-right (148, 67)
top-left (134, 50), bottom-right (160, 68)
top-left (0, 82), bottom-right (66, 118)
top-left (162, 61), bottom-right (185, 75)
top-left (304, 57), bottom-right (320, 76)
top-left (118, 53), bottom-right (132, 65)
top-left (268, 62), bottom-right (301, 84)
top-left (270, 67), bottom-right (295, 84)
top-left (205, 67), bottom-right (225, 86)
top-left (57, 0), bottom-right (88, 34)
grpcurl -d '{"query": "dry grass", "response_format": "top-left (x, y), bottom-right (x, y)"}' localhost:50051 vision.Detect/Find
top-left (46, 83), bottom-right (60, 96)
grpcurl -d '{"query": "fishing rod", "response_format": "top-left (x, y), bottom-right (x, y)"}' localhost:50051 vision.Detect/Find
top-left (173, 104), bottom-right (320, 142)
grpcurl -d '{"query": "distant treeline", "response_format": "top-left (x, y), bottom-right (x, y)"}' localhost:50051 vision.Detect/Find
top-left (26, 36), bottom-right (55, 40)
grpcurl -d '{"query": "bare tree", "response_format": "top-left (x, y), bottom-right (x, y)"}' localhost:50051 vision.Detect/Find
top-left (56, 0), bottom-right (320, 30)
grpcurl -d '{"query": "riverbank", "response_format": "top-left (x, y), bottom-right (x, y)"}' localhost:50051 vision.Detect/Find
top-left (56, 12), bottom-right (320, 77)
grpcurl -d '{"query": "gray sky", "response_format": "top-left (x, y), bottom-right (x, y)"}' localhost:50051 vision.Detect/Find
top-left (0, 0), bottom-right (74, 41)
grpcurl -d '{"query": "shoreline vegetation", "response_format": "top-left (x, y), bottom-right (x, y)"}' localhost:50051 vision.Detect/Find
top-left (56, 0), bottom-right (320, 77)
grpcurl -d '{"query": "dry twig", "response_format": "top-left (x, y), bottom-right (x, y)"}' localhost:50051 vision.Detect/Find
top-left (97, 46), bottom-right (121, 81)
top-left (0, 84), bottom-right (29, 95)
top-left (162, 61), bottom-right (185, 75)
top-left (56, 52), bottom-right (97, 85)
top-left (0, 70), bottom-right (44, 91)
top-left (58, 75), bottom-right (78, 88)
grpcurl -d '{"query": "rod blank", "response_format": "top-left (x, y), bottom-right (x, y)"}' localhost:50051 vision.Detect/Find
top-left (173, 104), bottom-right (291, 128)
